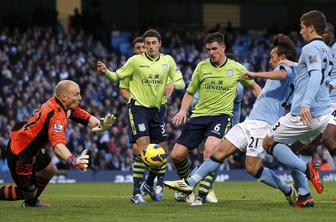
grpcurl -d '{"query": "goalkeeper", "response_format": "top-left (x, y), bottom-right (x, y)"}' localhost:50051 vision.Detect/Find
top-left (0, 80), bottom-right (115, 208)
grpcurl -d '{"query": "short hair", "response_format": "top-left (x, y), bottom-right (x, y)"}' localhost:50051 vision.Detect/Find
top-left (132, 36), bottom-right (144, 48)
top-left (272, 34), bottom-right (297, 61)
top-left (143, 29), bottom-right (161, 42)
top-left (300, 10), bottom-right (326, 35)
top-left (204, 32), bottom-right (225, 45)
top-left (325, 22), bottom-right (335, 36)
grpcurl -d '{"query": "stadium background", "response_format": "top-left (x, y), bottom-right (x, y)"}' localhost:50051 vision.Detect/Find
top-left (1, 0), bottom-right (336, 182)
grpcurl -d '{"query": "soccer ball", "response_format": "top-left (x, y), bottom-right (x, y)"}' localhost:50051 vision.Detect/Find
top-left (141, 144), bottom-right (167, 167)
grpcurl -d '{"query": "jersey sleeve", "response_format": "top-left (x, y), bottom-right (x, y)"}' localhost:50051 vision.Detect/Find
top-left (69, 106), bottom-right (91, 125)
top-left (301, 45), bottom-right (322, 72)
top-left (105, 57), bottom-right (135, 82)
top-left (236, 62), bottom-right (254, 87)
top-left (186, 63), bottom-right (201, 95)
top-left (48, 113), bottom-right (67, 148)
top-left (119, 77), bottom-right (130, 89)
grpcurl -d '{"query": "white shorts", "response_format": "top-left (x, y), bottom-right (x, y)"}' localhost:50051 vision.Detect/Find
top-left (267, 113), bottom-right (330, 145)
top-left (225, 119), bottom-right (270, 159)
top-left (328, 103), bottom-right (336, 125)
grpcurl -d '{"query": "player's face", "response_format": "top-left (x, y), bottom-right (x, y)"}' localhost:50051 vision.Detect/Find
top-left (133, 42), bottom-right (145, 55)
top-left (64, 84), bottom-right (82, 110)
top-left (206, 42), bottom-right (225, 65)
top-left (269, 48), bottom-right (280, 68)
top-left (300, 22), bottom-right (313, 42)
top-left (144, 37), bottom-right (161, 58)
top-left (322, 28), bottom-right (332, 45)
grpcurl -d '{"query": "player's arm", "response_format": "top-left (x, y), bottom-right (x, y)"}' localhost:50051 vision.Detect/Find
top-left (242, 69), bottom-right (288, 80)
top-left (171, 92), bottom-right (193, 125)
top-left (97, 59), bottom-right (134, 82)
top-left (249, 82), bottom-right (262, 97)
top-left (54, 143), bottom-right (89, 171)
top-left (300, 47), bottom-right (323, 125)
top-left (168, 57), bottom-right (185, 90)
top-left (119, 78), bottom-right (131, 101)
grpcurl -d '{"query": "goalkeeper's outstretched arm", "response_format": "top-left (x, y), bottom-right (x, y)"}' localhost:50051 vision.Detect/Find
top-left (54, 144), bottom-right (89, 171)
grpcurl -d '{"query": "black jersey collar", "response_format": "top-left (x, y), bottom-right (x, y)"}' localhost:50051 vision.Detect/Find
top-left (55, 96), bottom-right (67, 112)
top-left (307, 37), bottom-right (324, 44)
top-left (210, 57), bottom-right (228, 68)
top-left (329, 40), bottom-right (336, 47)
top-left (145, 52), bottom-right (160, 61)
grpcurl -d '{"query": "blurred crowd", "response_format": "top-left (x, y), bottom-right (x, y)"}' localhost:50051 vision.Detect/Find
top-left (0, 24), bottom-right (334, 173)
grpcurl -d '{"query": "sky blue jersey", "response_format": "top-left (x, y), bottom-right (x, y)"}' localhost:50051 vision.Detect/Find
top-left (247, 64), bottom-right (296, 125)
top-left (291, 39), bottom-right (332, 117)
top-left (327, 41), bottom-right (336, 103)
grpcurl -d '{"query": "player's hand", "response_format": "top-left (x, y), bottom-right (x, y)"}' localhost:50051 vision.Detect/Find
top-left (92, 114), bottom-right (116, 132)
top-left (172, 111), bottom-right (187, 126)
top-left (241, 71), bottom-right (256, 80)
top-left (97, 61), bottom-right (108, 73)
top-left (165, 83), bottom-right (174, 97)
top-left (67, 149), bottom-right (89, 172)
top-left (300, 106), bottom-right (312, 125)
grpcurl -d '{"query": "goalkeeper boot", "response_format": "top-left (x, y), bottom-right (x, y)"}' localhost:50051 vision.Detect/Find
top-left (285, 184), bottom-right (298, 206)
top-left (206, 189), bottom-right (218, 203)
top-left (306, 161), bottom-right (323, 193)
top-left (140, 182), bottom-right (161, 201)
top-left (163, 179), bottom-right (193, 194)
top-left (21, 199), bottom-right (51, 208)
top-left (293, 194), bottom-right (314, 208)
top-left (131, 194), bottom-right (146, 204)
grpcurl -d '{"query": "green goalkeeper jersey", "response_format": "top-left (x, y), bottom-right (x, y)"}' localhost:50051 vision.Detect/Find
top-left (105, 53), bottom-right (184, 109)
top-left (187, 58), bottom-right (254, 118)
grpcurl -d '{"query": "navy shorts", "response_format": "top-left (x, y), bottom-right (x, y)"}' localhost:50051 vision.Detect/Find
top-left (176, 114), bottom-right (231, 150)
top-left (129, 103), bottom-right (167, 144)
top-left (128, 99), bottom-right (167, 144)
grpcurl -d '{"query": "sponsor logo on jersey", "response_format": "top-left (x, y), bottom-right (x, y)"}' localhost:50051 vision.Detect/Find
top-left (162, 64), bottom-right (168, 72)
top-left (308, 55), bottom-right (317, 63)
top-left (227, 69), bottom-right (234, 77)
top-left (139, 65), bottom-right (150, 68)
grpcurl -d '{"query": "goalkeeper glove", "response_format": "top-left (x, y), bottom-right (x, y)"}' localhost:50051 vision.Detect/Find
top-left (92, 114), bottom-right (116, 132)
top-left (67, 149), bottom-right (89, 171)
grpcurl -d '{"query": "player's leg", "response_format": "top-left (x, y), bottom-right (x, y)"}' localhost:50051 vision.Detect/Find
top-left (128, 102), bottom-right (150, 204)
top-left (0, 147), bottom-right (24, 201)
top-left (263, 113), bottom-right (328, 194)
top-left (21, 150), bottom-right (56, 208)
top-left (322, 124), bottom-right (336, 157)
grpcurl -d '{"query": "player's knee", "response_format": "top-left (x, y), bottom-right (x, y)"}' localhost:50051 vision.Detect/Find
top-left (322, 133), bottom-right (336, 151)
top-left (245, 163), bottom-right (259, 176)
top-left (20, 185), bottom-right (37, 199)
top-left (170, 149), bottom-right (185, 163)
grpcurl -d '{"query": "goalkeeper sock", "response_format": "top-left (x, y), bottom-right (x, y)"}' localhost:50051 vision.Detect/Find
top-left (174, 158), bottom-right (191, 179)
top-left (0, 185), bottom-right (24, 201)
top-left (132, 155), bottom-right (146, 196)
top-left (199, 171), bottom-right (216, 197)
top-left (34, 175), bottom-right (51, 199)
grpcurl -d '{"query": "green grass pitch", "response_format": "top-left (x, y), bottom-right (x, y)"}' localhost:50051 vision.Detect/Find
top-left (0, 182), bottom-right (335, 222)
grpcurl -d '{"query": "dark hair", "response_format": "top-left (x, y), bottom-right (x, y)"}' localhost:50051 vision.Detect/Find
top-left (143, 29), bottom-right (161, 42)
top-left (325, 22), bottom-right (335, 36)
top-left (272, 34), bottom-right (297, 61)
top-left (300, 10), bottom-right (326, 35)
top-left (204, 32), bottom-right (225, 45)
top-left (132, 36), bottom-right (144, 48)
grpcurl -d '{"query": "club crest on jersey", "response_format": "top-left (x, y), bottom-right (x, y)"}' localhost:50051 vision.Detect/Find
top-left (308, 56), bottom-right (317, 63)
top-left (53, 124), bottom-right (63, 133)
top-left (227, 69), bottom-right (234, 77)
top-left (138, 123), bottom-right (146, 132)
top-left (162, 64), bottom-right (168, 72)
